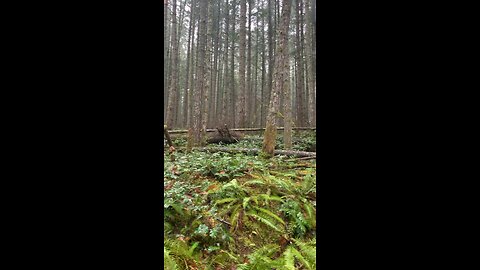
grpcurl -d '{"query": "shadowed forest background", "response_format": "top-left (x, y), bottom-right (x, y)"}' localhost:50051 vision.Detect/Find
top-left (164, 0), bottom-right (316, 145)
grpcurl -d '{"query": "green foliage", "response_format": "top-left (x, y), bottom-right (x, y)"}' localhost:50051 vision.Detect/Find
top-left (210, 178), bottom-right (286, 234)
top-left (271, 239), bottom-right (316, 270)
top-left (164, 239), bottom-right (201, 270)
top-left (164, 144), bottom-right (316, 269)
top-left (165, 151), bottom-right (267, 181)
top-left (164, 246), bottom-right (178, 270)
top-left (237, 244), bottom-right (281, 270)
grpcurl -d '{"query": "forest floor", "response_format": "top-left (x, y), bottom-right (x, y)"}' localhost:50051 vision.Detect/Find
top-left (164, 132), bottom-right (316, 270)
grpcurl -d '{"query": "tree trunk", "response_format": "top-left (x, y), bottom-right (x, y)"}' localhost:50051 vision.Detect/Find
top-left (229, 1), bottom-right (236, 127)
top-left (164, 1), bottom-right (170, 121)
top-left (183, 0), bottom-right (195, 127)
top-left (295, 0), bottom-right (307, 127)
top-left (201, 3), bottom-right (212, 145)
top-left (165, 0), bottom-right (179, 129)
top-left (263, 0), bottom-right (293, 157)
top-left (187, 0), bottom-right (198, 128)
top-left (235, 0), bottom-right (247, 128)
top-left (191, 0), bottom-right (208, 146)
top-left (246, 0), bottom-right (253, 127)
top-left (221, 0), bottom-right (230, 126)
top-left (308, 0), bottom-right (316, 126)
top-left (264, 0), bottom-right (274, 128)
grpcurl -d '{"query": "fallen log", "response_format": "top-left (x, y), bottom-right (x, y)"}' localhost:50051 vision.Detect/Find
top-left (295, 156), bottom-right (317, 161)
top-left (167, 127), bottom-right (316, 134)
top-left (183, 147), bottom-right (316, 158)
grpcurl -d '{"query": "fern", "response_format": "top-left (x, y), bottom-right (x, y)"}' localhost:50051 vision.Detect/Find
top-left (243, 179), bottom-right (265, 186)
top-left (229, 204), bottom-right (242, 232)
top-left (282, 246), bottom-right (296, 270)
top-left (253, 206), bottom-right (285, 225)
top-left (300, 173), bottom-right (316, 195)
top-left (164, 247), bottom-right (178, 270)
top-left (290, 247), bottom-right (311, 270)
top-left (237, 244), bottom-right (280, 270)
top-left (215, 197), bottom-right (238, 205)
top-left (246, 209), bottom-right (285, 233)
top-left (292, 238), bottom-right (316, 269)
top-left (268, 174), bottom-right (295, 194)
top-left (280, 199), bottom-right (315, 238)
top-left (207, 250), bottom-right (239, 269)
top-left (274, 242), bottom-right (316, 270)
top-left (164, 239), bottom-right (201, 269)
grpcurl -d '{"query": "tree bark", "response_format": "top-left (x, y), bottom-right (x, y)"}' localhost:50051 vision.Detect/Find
top-left (183, 0), bottom-right (195, 127)
top-left (201, 3), bottom-right (212, 146)
top-left (262, 0), bottom-right (293, 157)
top-left (191, 0), bottom-right (208, 146)
top-left (304, 0), bottom-right (314, 127)
top-left (236, 0), bottom-right (247, 128)
top-left (165, 0), bottom-right (179, 129)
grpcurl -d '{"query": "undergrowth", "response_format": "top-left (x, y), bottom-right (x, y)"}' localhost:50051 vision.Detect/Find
top-left (164, 135), bottom-right (316, 270)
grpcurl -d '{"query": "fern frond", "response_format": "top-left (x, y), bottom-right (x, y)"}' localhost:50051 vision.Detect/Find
top-left (292, 239), bottom-right (316, 269)
top-left (238, 244), bottom-right (280, 270)
top-left (300, 174), bottom-right (316, 195)
top-left (246, 210), bottom-right (284, 233)
top-left (243, 179), bottom-right (265, 186)
top-left (254, 206), bottom-right (285, 225)
top-left (243, 197), bottom-right (252, 209)
top-left (269, 175), bottom-right (294, 193)
top-left (170, 204), bottom-right (184, 216)
top-left (164, 239), bottom-right (197, 261)
top-left (258, 194), bottom-right (283, 203)
top-left (164, 247), bottom-right (178, 270)
top-left (304, 203), bottom-right (316, 228)
top-left (283, 246), bottom-right (296, 270)
top-left (188, 242), bottom-right (199, 257)
top-left (230, 204), bottom-right (242, 232)
top-left (215, 198), bottom-right (238, 205)
top-left (290, 246), bottom-right (312, 270)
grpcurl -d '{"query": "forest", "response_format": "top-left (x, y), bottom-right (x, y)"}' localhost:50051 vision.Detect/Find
top-left (164, 0), bottom-right (316, 269)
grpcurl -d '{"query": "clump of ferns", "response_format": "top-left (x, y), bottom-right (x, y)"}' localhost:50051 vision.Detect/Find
top-left (211, 179), bottom-right (287, 236)
top-left (229, 173), bottom-right (316, 239)
top-left (241, 173), bottom-right (295, 197)
top-left (205, 249), bottom-right (240, 270)
top-left (279, 198), bottom-right (316, 238)
top-left (242, 171), bottom-right (315, 202)
top-left (164, 203), bottom-right (188, 234)
top-left (164, 246), bottom-right (178, 270)
top-left (164, 200), bottom-right (199, 236)
top-left (164, 238), bottom-right (202, 270)
top-left (236, 238), bottom-right (317, 270)
top-left (207, 178), bottom-right (247, 201)
top-left (237, 244), bottom-right (282, 270)
top-left (275, 238), bottom-right (317, 270)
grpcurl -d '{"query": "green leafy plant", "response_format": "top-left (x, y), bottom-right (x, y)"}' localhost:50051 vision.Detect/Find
top-left (237, 244), bottom-right (282, 270)
top-left (211, 179), bottom-right (286, 234)
top-left (164, 142), bottom-right (316, 270)
top-left (274, 239), bottom-right (317, 270)
top-left (164, 239), bottom-right (201, 270)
